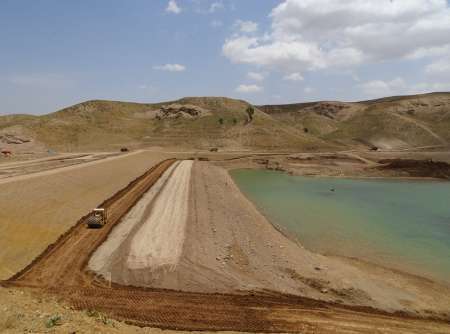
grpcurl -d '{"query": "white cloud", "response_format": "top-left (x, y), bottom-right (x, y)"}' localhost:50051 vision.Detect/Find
top-left (361, 76), bottom-right (450, 98)
top-left (209, 1), bottom-right (224, 13)
top-left (360, 77), bottom-right (406, 98)
top-left (235, 84), bottom-right (263, 93)
top-left (8, 74), bottom-right (71, 87)
top-left (211, 20), bottom-right (223, 28)
top-left (410, 81), bottom-right (450, 93)
top-left (351, 73), bottom-right (361, 82)
top-left (138, 84), bottom-right (158, 95)
top-left (223, 35), bottom-right (327, 70)
top-left (153, 64), bottom-right (186, 72)
top-left (138, 84), bottom-right (155, 90)
top-left (407, 45), bottom-right (450, 60)
top-left (166, 0), bottom-right (181, 14)
top-left (247, 72), bottom-right (265, 81)
top-left (223, 0), bottom-right (450, 74)
top-left (425, 57), bottom-right (450, 76)
top-left (283, 72), bottom-right (304, 81)
top-left (304, 86), bottom-right (314, 94)
top-left (235, 20), bottom-right (258, 33)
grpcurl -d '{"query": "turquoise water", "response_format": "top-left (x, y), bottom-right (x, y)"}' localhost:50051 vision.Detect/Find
top-left (230, 169), bottom-right (450, 284)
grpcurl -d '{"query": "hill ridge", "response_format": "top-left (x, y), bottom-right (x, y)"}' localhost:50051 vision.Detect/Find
top-left (1, 93), bottom-right (449, 153)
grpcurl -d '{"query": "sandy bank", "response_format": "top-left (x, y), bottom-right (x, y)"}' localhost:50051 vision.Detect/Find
top-left (212, 150), bottom-right (450, 181)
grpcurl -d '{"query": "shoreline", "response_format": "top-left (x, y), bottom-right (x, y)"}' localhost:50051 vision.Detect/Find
top-left (227, 166), bottom-right (450, 287)
top-left (225, 165), bottom-right (448, 182)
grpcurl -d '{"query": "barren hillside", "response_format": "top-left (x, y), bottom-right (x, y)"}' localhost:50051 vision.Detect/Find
top-left (0, 97), bottom-right (331, 153)
top-left (1, 93), bottom-right (449, 154)
top-left (259, 92), bottom-right (450, 150)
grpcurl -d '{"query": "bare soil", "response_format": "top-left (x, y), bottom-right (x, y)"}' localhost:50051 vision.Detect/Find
top-left (377, 158), bottom-right (450, 179)
top-left (214, 149), bottom-right (450, 180)
top-left (0, 151), bottom-right (123, 181)
top-left (0, 150), bottom-right (177, 279)
top-left (2, 158), bottom-right (450, 333)
top-left (89, 160), bottom-right (194, 281)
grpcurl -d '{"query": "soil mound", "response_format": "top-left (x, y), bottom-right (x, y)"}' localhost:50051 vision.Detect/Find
top-left (378, 159), bottom-right (450, 179)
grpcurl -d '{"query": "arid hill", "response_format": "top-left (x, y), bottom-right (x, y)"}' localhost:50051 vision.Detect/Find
top-left (259, 92), bottom-right (450, 150)
top-left (1, 93), bottom-right (449, 153)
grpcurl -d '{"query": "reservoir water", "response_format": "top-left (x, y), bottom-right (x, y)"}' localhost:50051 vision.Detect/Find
top-left (230, 169), bottom-right (450, 284)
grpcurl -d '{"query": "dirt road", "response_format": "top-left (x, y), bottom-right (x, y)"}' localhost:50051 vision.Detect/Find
top-left (0, 151), bottom-right (128, 183)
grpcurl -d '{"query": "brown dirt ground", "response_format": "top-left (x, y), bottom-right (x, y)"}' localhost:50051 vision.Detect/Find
top-left (214, 149), bottom-right (450, 180)
top-left (3, 285), bottom-right (449, 334)
top-left (0, 151), bottom-right (178, 279)
top-left (120, 162), bottom-right (450, 316)
top-left (2, 159), bottom-right (450, 332)
top-left (2, 150), bottom-right (450, 332)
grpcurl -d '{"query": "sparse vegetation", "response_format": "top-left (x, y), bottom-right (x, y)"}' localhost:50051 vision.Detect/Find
top-left (86, 309), bottom-right (113, 326)
top-left (86, 309), bottom-right (99, 317)
top-left (246, 106), bottom-right (255, 123)
top-left (45, 314), bottom-right (62, 328)
top-left (1, 93), bottom-right (449, 152)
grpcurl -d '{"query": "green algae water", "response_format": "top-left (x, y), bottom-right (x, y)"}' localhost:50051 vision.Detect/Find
top-left (230, 169), bottom-right (450, 284)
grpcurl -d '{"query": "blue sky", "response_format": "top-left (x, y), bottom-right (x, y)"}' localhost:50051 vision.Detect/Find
top-left (1, 0), bottom-right (450, 115)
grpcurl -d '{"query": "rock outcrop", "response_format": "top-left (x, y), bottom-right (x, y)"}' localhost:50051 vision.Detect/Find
top-left (0, 134), bottom-right (31, 144)
top-left (155, 104), bottom-right (211, 120)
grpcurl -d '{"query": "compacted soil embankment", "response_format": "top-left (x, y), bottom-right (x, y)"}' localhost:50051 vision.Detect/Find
top-left (3, 159), bottom-right (450, 333)
top-left (89, 160), bottom-right (194, 282)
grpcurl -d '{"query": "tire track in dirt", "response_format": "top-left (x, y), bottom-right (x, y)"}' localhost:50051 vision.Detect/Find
top-left (127, 160), bottom-right (193, 271)
top-left (88, 161), bottom-right (181, 280)
top-left (88, 160), bottom-right (195, 285)
top-left (2, 159), bottom-right (450, 333)
top-left (3, 159), bottom-right (176, 287)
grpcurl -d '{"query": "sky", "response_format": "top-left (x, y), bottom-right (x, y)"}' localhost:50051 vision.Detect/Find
top-left (1, 0), bottom-right (450, 115)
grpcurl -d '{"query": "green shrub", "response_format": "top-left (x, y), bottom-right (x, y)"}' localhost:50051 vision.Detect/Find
top-left (45, 315), bottom-right (62, 328)
top-left (86, 309), bottom-right (99, 318)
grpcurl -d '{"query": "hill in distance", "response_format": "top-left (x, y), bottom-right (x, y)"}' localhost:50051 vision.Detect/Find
top-left (1, 92), bottom-right (449, 153)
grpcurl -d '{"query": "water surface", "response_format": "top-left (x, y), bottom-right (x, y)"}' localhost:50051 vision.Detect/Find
top-left (230, 169), bottom-right (450, 283)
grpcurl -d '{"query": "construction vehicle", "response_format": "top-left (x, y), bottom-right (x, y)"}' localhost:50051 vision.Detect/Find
top-left (86, 208), bottom-right (107, 228)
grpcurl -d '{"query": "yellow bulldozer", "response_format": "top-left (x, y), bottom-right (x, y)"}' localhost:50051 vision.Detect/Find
top-left (86, 208), bottom-right (107, 228)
